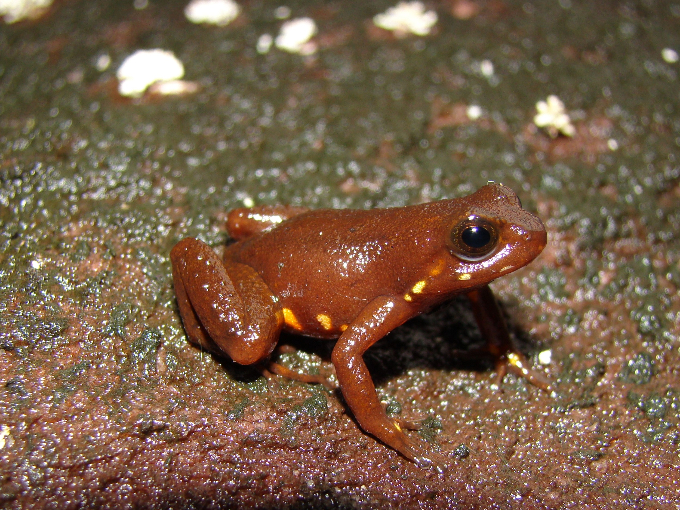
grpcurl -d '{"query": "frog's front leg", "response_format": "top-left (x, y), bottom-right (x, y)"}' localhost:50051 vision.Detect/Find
top-left (170, 237), bottom-right (283, 365)
top-left (332, 296), bottom-right (445, 468)
top-left (467, 285), bottom-right (551, 391)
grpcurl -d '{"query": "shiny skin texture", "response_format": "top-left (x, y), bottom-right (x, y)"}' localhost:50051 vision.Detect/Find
top-left (170, 183), bottom-right (547, 466)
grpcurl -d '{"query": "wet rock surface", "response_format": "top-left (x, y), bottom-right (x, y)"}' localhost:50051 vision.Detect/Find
top-left (1, 1), bottom-right (679, 508)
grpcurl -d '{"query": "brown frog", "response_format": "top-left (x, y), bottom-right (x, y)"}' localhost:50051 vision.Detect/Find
top-left (170, 183), bottom-right (548, 466)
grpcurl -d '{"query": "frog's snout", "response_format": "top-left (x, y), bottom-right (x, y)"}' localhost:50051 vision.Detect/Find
top-left (531, 228), bottom-right (548, 254)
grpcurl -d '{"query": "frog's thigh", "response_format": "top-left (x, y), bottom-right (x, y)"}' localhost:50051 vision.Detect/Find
top-left (170, 237), bottom-right (283, 365)
top-left (227, 204), bottom-right (310, 239)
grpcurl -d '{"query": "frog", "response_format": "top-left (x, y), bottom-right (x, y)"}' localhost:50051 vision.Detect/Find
top-left (170, 182), bottom-right (548, 467)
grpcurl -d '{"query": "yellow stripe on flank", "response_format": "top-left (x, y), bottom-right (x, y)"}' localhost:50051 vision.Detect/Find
top-left (316, 313), bottom-right (333, 331)
top-left (458, 273), bottom-right (471, 281)
top-left (404, 294), bottom-right (413, 302)
top-left (283, 308), bottom-right (302, 330)
top-left (411, 280), bottom-right (427, 294)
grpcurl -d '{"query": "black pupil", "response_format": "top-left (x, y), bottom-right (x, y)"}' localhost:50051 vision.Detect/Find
top-left (461, 225), bottom-right (491, 249)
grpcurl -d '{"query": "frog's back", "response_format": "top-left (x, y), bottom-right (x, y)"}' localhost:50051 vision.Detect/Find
top-left (223, 184), bottom-right (546, 337)
top-left (225, 204), bottom-right (449, 331)
top-left (230, 205), bottom-right (443, 294)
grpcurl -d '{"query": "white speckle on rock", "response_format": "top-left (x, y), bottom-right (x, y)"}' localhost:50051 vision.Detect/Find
top-left (533, 95), bottom-right (576, 138)
top-left (373, 1), bottom-right (438, 37)
top-left (184, 0), bottom-right (240, 26)
top-left (116, 49), bottom-right (185, 98)
top-left (274, 5), bottom-right (291, 20)
top-left (275, 17), bottom-right (318, 55)
top-left (95, 53), bottom-right (112, 72)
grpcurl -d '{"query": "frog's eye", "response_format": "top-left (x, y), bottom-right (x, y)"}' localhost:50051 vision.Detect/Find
top-left (449, 217), bottom-right (499, 261)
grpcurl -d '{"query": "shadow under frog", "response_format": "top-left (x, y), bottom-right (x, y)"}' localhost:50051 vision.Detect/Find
top-left (170, 183), bottom-right (548, 468)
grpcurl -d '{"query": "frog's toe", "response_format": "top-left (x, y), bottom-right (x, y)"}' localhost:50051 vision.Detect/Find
top-left (265, 360), bottom-right (337, 390)
top-left (496, 352), bottom-right (552, 392)
top-left (385, 426), bottom-right (449, 471)
top-left (407, 439), bottom-right (449, 473)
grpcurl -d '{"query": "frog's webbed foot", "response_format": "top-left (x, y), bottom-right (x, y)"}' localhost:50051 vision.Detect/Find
top-left (466, 285), bottom-right (552, 393)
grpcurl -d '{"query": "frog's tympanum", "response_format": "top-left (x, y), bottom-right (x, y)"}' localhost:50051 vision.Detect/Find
top-left (170, 183), bottom-right (548, 467)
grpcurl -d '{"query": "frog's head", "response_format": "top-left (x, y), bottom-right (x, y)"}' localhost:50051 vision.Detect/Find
top-left (443, 183), bottom-right (546, 288)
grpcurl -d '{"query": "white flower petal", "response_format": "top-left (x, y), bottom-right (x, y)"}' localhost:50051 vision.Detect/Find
top-left (117, 49), bottom-right (185, 97)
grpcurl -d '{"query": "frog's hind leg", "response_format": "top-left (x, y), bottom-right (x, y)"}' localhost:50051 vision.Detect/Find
top-left (466, 285), bottom-right (552, 392)
top-left (264, 360), bottom-right (337, 390)
top-left (171, 237), bottom-right (284, 365)
top-left (227, 205), bottom-right (310, 240)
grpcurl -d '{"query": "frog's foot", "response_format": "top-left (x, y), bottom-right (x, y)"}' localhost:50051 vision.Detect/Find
top-left (495, 350), bottom-right (552, 392)
top-left (355, 411), bottom-right (448, 471)
top-left (264, 360), bottom-right (337, 391)
top-left (382, 405), bottom-right (426, 431)
top-left (389, 423), bottom-right (448, 473)
top-left (448, 346), bottom-right (552, 392)
top-left (466, 285), bottom-right (552, 393)
top-left (394, 417), bottom-right (423, 431)
top-left (413, 449), bottom-right (449, 473)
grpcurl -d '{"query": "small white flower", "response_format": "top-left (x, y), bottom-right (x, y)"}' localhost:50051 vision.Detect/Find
top-left (479, 59), bottom-right (494, 77)
top-left (373, 1), bottom-right (438, 37)
top-left (257, 33), bottom-right (273, 54)
top-left (538, 349), bottom-right (552, 365)
top-left (0, 0), bottom-right (52, 23)
top-left (116, 49), bottom-right (185, 97)
top-left (533, 95), bottom-right (576, 138)
top-left (661, 47), bottom-right (679, 64)
top-left (0, 425), bottom-right (11, 449)
top-left (466, 104), bottom-right (482, 120)
top-left (95, 53), bottom-right (112, 72)
top-left (184, 0), bottom-right (240, 26)
top-left (275, 17), bottom-right (318, 55)
top-left (148, 80), bottom-right (200, 96)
